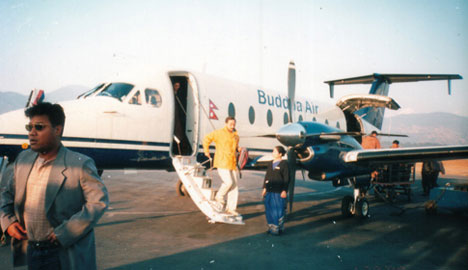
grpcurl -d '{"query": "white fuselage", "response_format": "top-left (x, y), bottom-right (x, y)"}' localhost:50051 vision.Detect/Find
top-left (0, 70), bottom-right (364, 169)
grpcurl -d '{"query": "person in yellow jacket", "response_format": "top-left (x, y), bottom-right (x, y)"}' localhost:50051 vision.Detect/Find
top-left (203, 116), bottom-right (241, 216)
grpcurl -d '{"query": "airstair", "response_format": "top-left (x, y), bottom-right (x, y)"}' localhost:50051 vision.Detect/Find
top-left (172, 155), bottom-right (244, 225)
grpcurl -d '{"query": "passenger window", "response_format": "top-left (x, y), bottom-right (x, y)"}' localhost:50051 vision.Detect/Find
top-left (267, 109), bottom-right (273, 127)
top-left (145, 88), bottom-right (162, 107)
top-left (248, 106), bottom-right (255, 124)
top-left (129, 90), bottom-right (142, 105)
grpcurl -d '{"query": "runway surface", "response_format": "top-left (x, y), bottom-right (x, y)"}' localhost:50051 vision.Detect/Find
top-left (1, 161), bottom-right (467, 270)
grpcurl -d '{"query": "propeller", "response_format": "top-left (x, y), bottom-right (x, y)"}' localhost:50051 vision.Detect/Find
top-left (375, 132), bottom-right (408, 137)
top-left (287, 147), bottom-right (297, 213)
top-left (287, 61), bottom-right (296, 123)
top-left (286, 61), bottom-right (297, 213)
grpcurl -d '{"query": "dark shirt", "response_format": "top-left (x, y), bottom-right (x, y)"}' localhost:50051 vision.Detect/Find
top-left (263, 160), bottom-right (289, 193)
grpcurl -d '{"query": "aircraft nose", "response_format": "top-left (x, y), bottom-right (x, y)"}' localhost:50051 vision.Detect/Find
top-left (276, 123), bottom-right (306, 147)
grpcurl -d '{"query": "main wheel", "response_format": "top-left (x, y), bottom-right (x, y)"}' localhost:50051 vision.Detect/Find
top-left (176, 179), bottom-right (189, 197)
top-left (355, 198), bottom-right (369, 218)
top-left (341, 196), bottom-right (354, 217)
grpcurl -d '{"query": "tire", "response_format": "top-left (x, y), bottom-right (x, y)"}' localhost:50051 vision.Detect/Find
top-left (341, 196), bottom-right (354, 217)
top-left (176, 179), bottom-right (189, 197)
top-left (355, 198), bottom-right (369, 218)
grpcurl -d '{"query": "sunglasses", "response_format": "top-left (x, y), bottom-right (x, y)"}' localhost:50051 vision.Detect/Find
top-left (25, 123), bottom-right (49, 132)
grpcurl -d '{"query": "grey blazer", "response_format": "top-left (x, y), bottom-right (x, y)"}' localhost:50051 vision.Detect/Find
top-left (0, 146), bottom-right (109, 269)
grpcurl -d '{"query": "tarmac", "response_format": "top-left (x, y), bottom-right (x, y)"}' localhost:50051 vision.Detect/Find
top-left (1, 163), bottom-right (467, 270)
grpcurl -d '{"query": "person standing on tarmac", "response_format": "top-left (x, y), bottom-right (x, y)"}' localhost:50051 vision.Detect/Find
top-left (421, 160), bottom-right (445, 196)
top-left (203, 116), bottom-right (241, 216)
top-left (362, 131), bottom-right (381, 179)
top-left (0, 164), bottom-right (13, 246)
top-left (262, 146), bottom-right (289, 235)
top-left (0, 102), bottom-right (108, 269)
top-left (362, 131), bottom-right (381, 149)
top-left (391, 140), bottom-right (400, 148)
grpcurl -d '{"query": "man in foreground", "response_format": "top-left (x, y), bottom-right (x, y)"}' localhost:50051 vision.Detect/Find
top-left (0, 102), bottom-right (109, 269)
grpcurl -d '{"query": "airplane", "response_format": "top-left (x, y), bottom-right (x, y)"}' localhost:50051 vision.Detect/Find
top-left (0, 63), bottom-right (467, 223)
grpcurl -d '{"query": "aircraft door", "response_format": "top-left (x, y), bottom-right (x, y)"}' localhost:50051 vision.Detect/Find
top-left (169, 73), bottom-right (200, 157)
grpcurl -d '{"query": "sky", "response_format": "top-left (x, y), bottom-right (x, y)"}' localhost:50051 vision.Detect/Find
top-left (0, 0), bottom-right (467, 116)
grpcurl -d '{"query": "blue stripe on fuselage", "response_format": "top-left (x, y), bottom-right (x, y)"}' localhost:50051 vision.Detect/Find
top-left (0, 134), bottom-right (170, 147)
top-left (1, 134), bottom-right (273, 169)
top-left (0, 134), bottom-right (171, 169)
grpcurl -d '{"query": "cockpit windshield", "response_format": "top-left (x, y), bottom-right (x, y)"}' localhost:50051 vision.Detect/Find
top-left (77, 83), bottom-right (105, 99)
top-left (97, 83), bottom-right (134, 101)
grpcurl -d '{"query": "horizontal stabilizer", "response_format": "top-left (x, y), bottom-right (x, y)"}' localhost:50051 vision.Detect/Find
top-left (324, 73), bottom-right (462, 85)
top-left (325, 73), bottom-right (462, 98)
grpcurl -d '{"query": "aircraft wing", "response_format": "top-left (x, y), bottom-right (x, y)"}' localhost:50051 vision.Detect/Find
top-left (324, 73), bottom-right (463, 85)
top-left (342, 145), bottom-right (468, 165)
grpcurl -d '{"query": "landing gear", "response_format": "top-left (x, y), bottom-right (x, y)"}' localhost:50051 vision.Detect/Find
top-left (176, 179), bottom-right (188, 197)
top-left (341, 177), bottom-right (371, 219)
top-left (341, 195), bottom-right (370, 218)
top-left (341, 196), bottom-right (354, 217)
top-left (355, 198), bottom-right (369, 218)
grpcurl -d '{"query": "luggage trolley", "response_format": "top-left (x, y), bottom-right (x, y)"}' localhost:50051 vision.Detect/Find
top-left (372, 163), bottom-right (415, 202)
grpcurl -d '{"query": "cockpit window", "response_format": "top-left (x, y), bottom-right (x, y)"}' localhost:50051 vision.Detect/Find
top-left (129, 90), bottom-right (142, 105)
top-left (77, 83), bottom-right (105, 99)
top-left (98, 83), bottom-right (134, 101)
top-left (145, 88), bottom-right (162, 107)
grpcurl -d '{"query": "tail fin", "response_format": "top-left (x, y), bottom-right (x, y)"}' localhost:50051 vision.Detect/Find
top-left (324, 73), bottom-right (462, 130)
top-left (357, 77), bottom-right (390, 129)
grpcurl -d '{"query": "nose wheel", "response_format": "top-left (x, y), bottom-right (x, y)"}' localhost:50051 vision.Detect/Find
top-left (176, 179), bottom-right (189, 197)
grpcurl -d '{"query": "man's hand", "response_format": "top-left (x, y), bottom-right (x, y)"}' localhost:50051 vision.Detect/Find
top-left (47, 231), bottom-right (60, 244)
top-left (6, 222), bottom-right (27, 240)
top-left (261, 188), bottom-right (266, 198)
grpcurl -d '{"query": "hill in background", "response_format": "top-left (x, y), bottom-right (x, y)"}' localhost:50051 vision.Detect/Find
top-left (0, 85), bottom-right (88, 114)
top-left (0, 92), bottom-right (28, 113)
top-left (381, 112), bottom-right (468, 146)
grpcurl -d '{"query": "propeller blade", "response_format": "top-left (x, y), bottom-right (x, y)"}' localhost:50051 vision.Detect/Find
top-left (240, 134), bottom-right (276, 138)
top-left (287, 147), bottom-right (297, 213)
top-left (304, 131), bottom-right (365, 138)
top-left (376, 133), bottom-right (408, 137)
top-left (287, 61), bottom-right (296, 123)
